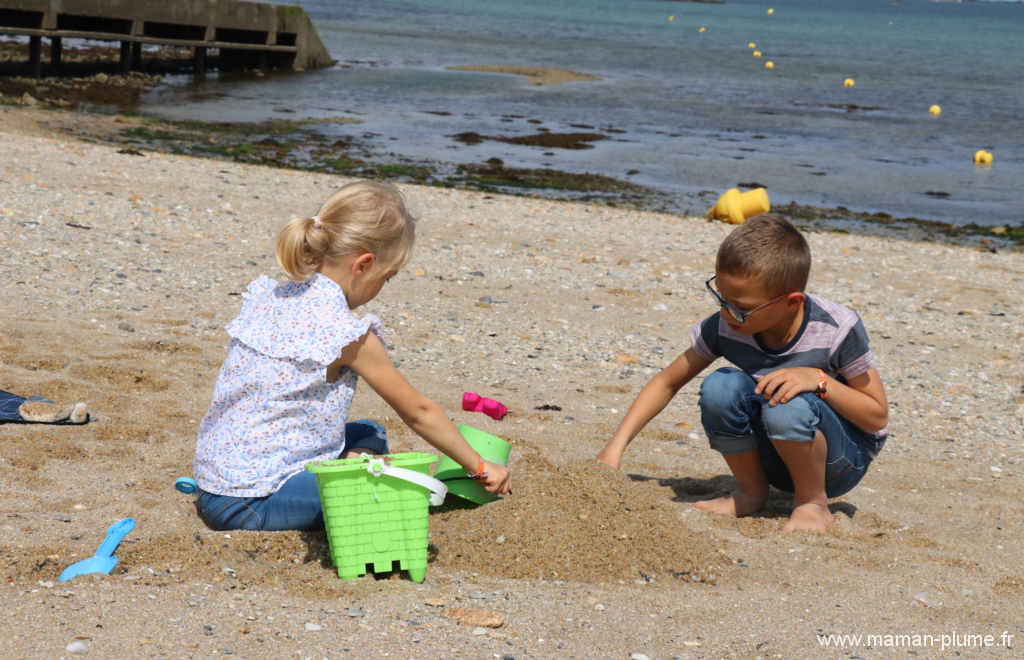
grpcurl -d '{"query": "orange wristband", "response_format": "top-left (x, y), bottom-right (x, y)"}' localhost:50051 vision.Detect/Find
top-left (466, 455), bottom-right (487, 479)
top-left (815, 369), bottom-right (828, 399)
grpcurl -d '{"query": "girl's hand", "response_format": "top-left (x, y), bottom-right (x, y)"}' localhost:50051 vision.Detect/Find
top-left (754, 367), bottom-right (822, 406)
top-left (478, 462), bottom-right (512, 495)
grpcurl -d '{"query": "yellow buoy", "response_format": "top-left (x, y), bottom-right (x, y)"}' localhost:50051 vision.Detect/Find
top-left (749, 43), bottom-right (756, 48)
top-left (844, 78), bottom-right (855, 87)
top-left (768, 8), bottom-right (774, 14)
top-left (669, 16), bottom-right (674, 21)
top-left (765, 61), bottom-right (774, 69)
top-left (699, 27), bottom-right (705, 33)
top-left (974, 150), bottom-right (993, 165)
top-left (929, 105), bottom-right (941, 116)
top-left (707, 188), bottom-right (771, 225)
top-left (753, 51), bottom-right (762, 58)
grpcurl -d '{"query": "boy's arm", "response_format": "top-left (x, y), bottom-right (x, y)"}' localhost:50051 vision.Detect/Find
top-left (336, 331), bottom-right (511, 494)
top-left (755, 367), bottom-right (888, 432)
top-left (597, 347), bottom-right (714, 469)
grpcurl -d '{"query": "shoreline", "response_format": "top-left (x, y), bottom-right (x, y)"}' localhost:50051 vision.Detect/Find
top-left (3, 98), bottom-right (1020, 252)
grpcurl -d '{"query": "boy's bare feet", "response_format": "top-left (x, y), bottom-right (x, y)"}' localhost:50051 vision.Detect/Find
top-left (783, 501), bottom-right (834, 533)
top-left (693, 488), bottom-right (767, 518)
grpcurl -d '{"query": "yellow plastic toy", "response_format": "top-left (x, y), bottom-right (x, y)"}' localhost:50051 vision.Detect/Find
top-left (699, 27), bottom-right (705, 33)
top-left (765, 61), bottom-right (774, 69)
top-left (707, 188), bottom-right (771, 225)
top-left (929, 105), bottom-right (941, 116)
top-left (753, 51), bottom-right (762, 58)
top-left (749, 43), bottom-right (756, 48)
top-left (669, 15), bottom-right (674, 21)
top-left (844, 78), bottom-right (855, 87)
top-left (768, 8), bottom-right (774, 14)
top-left (974, 150), bottom-right (993, 165)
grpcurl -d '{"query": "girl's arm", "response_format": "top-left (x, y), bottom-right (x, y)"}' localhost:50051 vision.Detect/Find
top-left (597, 347), bottom-right (714, 469)
top-left (336, 331), bottom-right (511, 494)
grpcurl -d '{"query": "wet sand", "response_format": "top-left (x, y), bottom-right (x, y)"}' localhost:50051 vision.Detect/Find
top-left (447, 65), bottom-right (601, 86)
top-left (1, 110), bottom-right (1024, 659)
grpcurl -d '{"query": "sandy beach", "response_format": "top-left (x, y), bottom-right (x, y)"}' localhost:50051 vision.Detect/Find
top-left (1, 108), bottom-right (1023, 660)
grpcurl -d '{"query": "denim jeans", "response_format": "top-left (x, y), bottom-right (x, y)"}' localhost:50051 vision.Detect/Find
top-left (698, 368), bottom-right (872, 498)
top-left (196, 419), bottom-right (389, 531)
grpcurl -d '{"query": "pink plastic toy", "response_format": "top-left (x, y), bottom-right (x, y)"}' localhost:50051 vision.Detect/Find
top-left (462, 392), bottom-right (508, 421)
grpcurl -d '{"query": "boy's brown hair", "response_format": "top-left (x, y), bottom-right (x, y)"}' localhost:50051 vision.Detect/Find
top-left (716, 213), bottom-right (811, 297)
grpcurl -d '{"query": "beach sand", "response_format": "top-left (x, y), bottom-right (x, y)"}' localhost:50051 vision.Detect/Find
top-left (1, 112), bottom-right (1023, 659)
top-left (447, 66), bottom-right (601, 86)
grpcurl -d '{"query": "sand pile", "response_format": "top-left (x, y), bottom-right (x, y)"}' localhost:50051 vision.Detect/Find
top-left (429, 441), bottom-right (723, 585)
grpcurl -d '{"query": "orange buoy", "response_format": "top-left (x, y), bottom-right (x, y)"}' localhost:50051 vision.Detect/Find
top-left (844, 78), bottom-right (855, 87)
top-left (699, 27), bottom-right (705, 33)
top-left (749, 43), bottom-right (756, 48)
top-left (765, 61), bottom-right (774, 69)
top-left (768, 8), bottom-right (774, 14)
top-left (974, 150), bottom-right (993, 165)
top-left (753, 51), bottom-right (762, 58)
top-left (669, 16), bottom-right (674, 21)
top-left (929, 105), bottom-right (941, 116)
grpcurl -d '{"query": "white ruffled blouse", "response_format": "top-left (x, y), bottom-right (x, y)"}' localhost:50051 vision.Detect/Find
top-left (193, 273), bottom-right (385, 497)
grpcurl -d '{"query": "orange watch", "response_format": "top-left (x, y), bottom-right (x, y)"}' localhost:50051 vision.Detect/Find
top-left (815, 369), bottom-right (828, 399)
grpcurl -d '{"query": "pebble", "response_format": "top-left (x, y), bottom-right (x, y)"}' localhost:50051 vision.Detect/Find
top-left (479, 295), bottom-right (493, 304)
top-left (594, 604), bottom-right (605, 611)
top-left (65, 641), bottom-right (90, 654)
top-left (472, 626), bottom-right (489, 635)
top-left (55, 514), bottom-right (71, 522)
top-left (495, 535), bottom-right (505, 544)
top-left (592, 304), bottom-right (606, 311)
top-left (21, 92), bottom-right (38, 106)
top-left (95, 72), bottom-right (109, 83)
top-left (488, 631), bottom-right (508, 639)
top-left (915, 592), bottom-right (941, 607)
top-left (468, 590), bottom-right (487, 599)
top-left (682, 640), bottom-right (702, 647)
top-left (304, 622), bottom-right (322, 631)
top-left (118, 322), bottom-right (135, 332)
top-left (203, 625), bottom-right (213, 635)
top-left (959, 589), bottom-right (974, 596)
top-left (634, 579), bottom-right (648, 586)
top-left (346, 608), bottom-right (365, 617)
top-left (222, 648), bottom-right (236, 655)
top-left (630, 654), bottom-right (651, 660)
top-left (425, 598), bottom-right (445, 607)
top-left (188, 600), bottom-right (198, 607)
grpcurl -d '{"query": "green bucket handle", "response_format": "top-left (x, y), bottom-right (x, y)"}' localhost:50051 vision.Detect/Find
top-left (366, 457), bottom-right (448, 506)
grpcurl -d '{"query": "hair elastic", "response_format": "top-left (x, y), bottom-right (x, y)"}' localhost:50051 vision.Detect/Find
top-left (312, 215), bottom-right (322, 229)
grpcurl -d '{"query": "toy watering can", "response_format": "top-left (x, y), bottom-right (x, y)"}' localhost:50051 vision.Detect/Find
top-left (707, 187), bottom-right (770, 225)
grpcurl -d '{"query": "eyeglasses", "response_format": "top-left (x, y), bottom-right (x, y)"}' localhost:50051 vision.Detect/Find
top-left (705, 276), bottom-right (793, 324)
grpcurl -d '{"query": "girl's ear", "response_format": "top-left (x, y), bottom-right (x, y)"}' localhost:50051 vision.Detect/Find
top-left (351, 252), bottom-right (375, 276)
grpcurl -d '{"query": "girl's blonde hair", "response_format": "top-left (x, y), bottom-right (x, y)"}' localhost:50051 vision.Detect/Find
top-left (275, 181), bottom-right (417, 282)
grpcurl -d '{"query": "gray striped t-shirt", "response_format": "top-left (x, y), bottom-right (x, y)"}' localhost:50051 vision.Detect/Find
top-left (689, 294), bottom-right (887, 456)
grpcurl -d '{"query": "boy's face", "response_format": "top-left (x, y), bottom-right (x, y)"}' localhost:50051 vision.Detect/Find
top-left (713, 270), bottom-right (805, 336)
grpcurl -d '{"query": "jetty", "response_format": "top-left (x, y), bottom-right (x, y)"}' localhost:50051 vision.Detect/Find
top-left (0, 0), bottom-right (333, 78)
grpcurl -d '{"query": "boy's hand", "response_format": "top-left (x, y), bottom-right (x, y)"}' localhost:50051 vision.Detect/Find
top-left (596, 446), bottom-right (623, 470)
top-left (755, 367), bottom-right (822, 406)
top-left (478, 462), bottom-right (512, 495)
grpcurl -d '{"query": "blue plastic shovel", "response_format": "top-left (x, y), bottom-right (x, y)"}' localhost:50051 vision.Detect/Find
top-left (59, 518), bottom-right (135, 582)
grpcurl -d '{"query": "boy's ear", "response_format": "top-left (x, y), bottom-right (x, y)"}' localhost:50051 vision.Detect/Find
top-left (350, 252), bottom-right (375, 276)
top-left (784, 291), bottom-right (806, 312)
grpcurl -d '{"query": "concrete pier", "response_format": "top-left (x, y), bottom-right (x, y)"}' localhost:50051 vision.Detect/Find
top-left (0, 0), bottom-right (333, 78)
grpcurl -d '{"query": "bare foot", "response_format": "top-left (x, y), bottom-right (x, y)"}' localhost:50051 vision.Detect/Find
top-left (693, 489), bottom-right (767, 518)
top-left (783, 501), bottom-right (834, 533)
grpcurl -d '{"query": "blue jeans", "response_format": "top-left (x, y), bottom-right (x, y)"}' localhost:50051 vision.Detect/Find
top-left (196, 419), bottom-right (389, 531)
top-left (698, 368), bottom-right (871, 498)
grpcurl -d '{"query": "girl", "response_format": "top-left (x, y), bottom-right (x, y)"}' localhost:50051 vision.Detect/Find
top-left (193, 181), bottom-right (511, 531)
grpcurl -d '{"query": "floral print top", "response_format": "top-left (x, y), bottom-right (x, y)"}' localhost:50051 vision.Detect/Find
top-left (193, 273), bottom-right (385, 497)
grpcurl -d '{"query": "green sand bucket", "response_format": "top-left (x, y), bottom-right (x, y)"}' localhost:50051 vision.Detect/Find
top-left (432, 425), bottom-right (511, 506)
top-left (306, 453), bottom-right (447, 583)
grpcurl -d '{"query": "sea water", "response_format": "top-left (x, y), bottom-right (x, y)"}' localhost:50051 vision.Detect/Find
top-left (140, 0), bottom-right (1024, 226)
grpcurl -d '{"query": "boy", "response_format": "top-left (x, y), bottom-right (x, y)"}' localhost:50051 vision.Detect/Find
top-left (597, 214), bottom-right (888, 532)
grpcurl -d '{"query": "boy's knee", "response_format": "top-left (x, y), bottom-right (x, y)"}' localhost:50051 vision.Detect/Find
top-left (761, 393), bottom-right (820, 443)
top-left (699, 368), bottom-right (754, 414)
